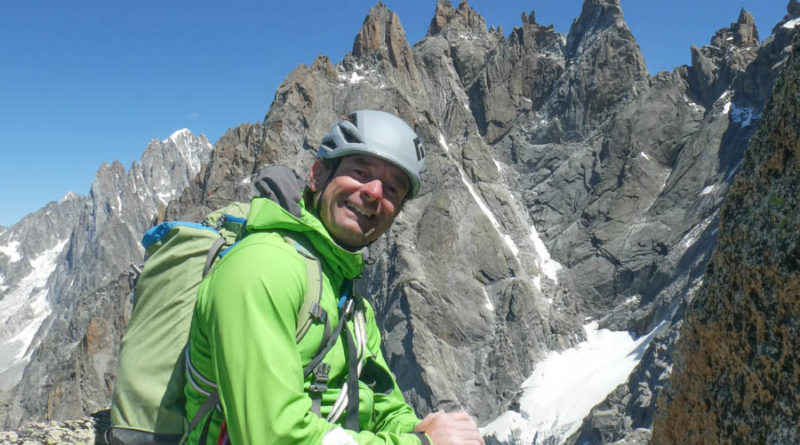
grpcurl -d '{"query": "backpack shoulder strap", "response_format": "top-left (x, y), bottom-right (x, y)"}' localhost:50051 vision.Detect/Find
top-left (281, 236), bottom-right (325, 343)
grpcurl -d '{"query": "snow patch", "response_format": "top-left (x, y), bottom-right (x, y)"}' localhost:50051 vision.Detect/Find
top-left (165, 128), bottom-right (211, 174)
top-left (504, 234), bottom-right (520, 257)
top-left (437, 133), bottom-right (450, 153)
top-left (783, 17), bottom-right (800, 30)
top-left (60, 191), bottom-right (78, 202)
top-left (482, 287), bottom-right (495, 311)
top-left (348, 71), bottom-right (365, 84)
top-left (683, 95), bottom-right (704, 113)
top-left (439, 132), bottom-right (561, 289)
top-left (680, 214), bottom-right (715, 250)
top-left (530, 225), bottom-right (562, 284)
top-left (730, 104), bottom-right (761, 127)
top-left (701, 184), bottom-right (716, 196)
top-left (717, 90), bottom-right (733, 115)
top-left (0, 239), bottom-right (68, 389)
top-left (481, 322), bottom-right (663, 444)
top-left (438, 134), bottom-right (522, 262)
top-left (241, 176), bottom-right (252, 184)
top-left (0, 240), bottom-right (21, 263)
top-left (341, 63), bottom-right (369, 84)
top-left (457, 32), bottom-right (480, 41)
top-left (639, 151), bottom-right (652, 161)
top-left (168, 128), bottom-right (191, 143)
top-left (493, 158), bottom-right (503, 172)
top-left (156, 190), bottom-right (177, 205)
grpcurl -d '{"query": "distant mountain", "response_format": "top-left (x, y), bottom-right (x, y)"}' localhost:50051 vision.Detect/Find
top-left (0, 130), bottom-right (211, 425)
top-left (1, 1), bottom-right (798, 444)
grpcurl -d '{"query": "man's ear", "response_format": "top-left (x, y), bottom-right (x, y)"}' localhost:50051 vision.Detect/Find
top-left (308, 160), bottom-right (328, 193)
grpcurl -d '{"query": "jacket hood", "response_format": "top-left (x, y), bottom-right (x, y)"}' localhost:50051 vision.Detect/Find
top-left (247, 165), bottom-right (364, 279)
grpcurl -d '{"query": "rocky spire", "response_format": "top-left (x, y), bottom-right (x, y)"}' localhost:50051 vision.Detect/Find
top-left (688, 8), bottom-right (761, 107)
top-left (465, 6), bottom-right (564, 142)
top-left (565, 0), bottom-right (627, 58)
top-left (789, 0), bottom-right (800, 17)
top-left (549, 0), bottom-right (646, 136)
top-left (426, 0), bottom-right (488, 37)
top-left (732, 9), bottom-right (759, 47)
top-left (352, 3), bottom-right (416, 77)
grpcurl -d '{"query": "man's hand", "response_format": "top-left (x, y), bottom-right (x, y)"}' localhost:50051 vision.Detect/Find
top-left (413, 410), bottom-right (485, 445)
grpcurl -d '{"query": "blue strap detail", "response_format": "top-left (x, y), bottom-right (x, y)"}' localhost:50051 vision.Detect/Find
top-left (141, 222), bottom-right (217, 249)
top-left (222, 214), bottom-right (246, 225)
top-left (337, 280), bottom-right (353, 309)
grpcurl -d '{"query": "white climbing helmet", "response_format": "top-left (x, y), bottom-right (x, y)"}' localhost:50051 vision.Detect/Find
top-left (318, 110), bottom-right (426, 198)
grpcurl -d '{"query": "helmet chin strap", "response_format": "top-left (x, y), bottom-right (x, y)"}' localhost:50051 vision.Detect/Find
top-left (311, 158), bottom-right (341, 215)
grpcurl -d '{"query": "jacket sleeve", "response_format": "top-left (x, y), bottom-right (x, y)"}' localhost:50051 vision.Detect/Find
top-left (359, 300), bottom-right (424, 435)
top-left (197, 238), bottom-right (426, 445)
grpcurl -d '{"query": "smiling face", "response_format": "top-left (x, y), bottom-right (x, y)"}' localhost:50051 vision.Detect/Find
top-left (309, 155), bottom-right (411, 250)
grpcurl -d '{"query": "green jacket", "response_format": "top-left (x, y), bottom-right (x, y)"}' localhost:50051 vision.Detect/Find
top-left (185, 193), bottom-right (425, 444)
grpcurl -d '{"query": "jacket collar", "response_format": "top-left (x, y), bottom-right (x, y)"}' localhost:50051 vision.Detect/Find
top-left (246, 192), bottom-right (364, 280)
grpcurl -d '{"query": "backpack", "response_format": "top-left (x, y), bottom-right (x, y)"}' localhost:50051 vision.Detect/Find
top-left (107, 201), bottom-right (327, 444)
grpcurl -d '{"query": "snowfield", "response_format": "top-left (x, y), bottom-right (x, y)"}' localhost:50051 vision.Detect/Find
top-left (481, 321), bottom-right (664, 444)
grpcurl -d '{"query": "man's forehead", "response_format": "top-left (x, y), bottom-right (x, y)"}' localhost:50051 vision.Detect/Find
top-left (344, 155), bottom-right (409, 187)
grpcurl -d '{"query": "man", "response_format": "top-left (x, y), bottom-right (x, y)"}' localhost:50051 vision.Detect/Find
top-left (184, 110), bottom-right (484, 444)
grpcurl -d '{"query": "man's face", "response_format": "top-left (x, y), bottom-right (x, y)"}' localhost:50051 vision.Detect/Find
top-left (310, 155), bottom-right (410, 250)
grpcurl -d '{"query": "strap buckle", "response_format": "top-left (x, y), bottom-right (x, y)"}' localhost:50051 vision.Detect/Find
top-left (309, 302), bottom-right (327, 323)
top-left (310, 362), bottom-right (331, 393)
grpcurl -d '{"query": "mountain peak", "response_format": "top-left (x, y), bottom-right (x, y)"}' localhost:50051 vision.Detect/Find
top-left (167, 128), bottom-right (192, 144)
top-left (789, 0), bottom-right (800, 17)
top-left (353, 3), bottom-right (402, 56)
top-left (566, 0), bottom-right (627, 58)
top-left (427, 0), bottom-right (487, 37)
top-left (59, 191), bottom-right (80, 203)
top-left (732, 9), bottom-right (759, 48)
top-left (351, 3), bottom-right (417, 77)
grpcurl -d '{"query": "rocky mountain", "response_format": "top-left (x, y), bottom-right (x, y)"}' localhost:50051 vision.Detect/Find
top-left (0, 193), bottom-right (87, 390)
top-left (1, 1), bottom-right (798, 444)
top-left (0, 130), bottom-right (212, 427)
top-left (651, 32), bottom-right (800, 445)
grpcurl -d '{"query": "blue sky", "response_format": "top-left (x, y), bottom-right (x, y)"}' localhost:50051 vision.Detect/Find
top-left (0, 0), bottom-right (789, 227)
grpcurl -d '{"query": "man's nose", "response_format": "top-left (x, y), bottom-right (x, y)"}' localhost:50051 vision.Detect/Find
top-left (360, 179), bottom-right (383, 201)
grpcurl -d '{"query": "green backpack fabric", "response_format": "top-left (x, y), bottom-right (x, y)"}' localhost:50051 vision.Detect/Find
top-left (108, 202), bottom-right (324, 444)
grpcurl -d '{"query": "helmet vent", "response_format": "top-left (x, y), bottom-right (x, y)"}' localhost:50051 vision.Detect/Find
top-left (346, 112), bottom-right (358, 127)
top-left (340, 125), bottom-right (362, 144)
top-left (321, 140), bottom-right (337, 150)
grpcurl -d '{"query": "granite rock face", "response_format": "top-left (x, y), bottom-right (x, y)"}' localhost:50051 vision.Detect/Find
top-left (1, 1), bottom-right (799, 443)
top-left (651, 33), bottom-right (800, 445)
